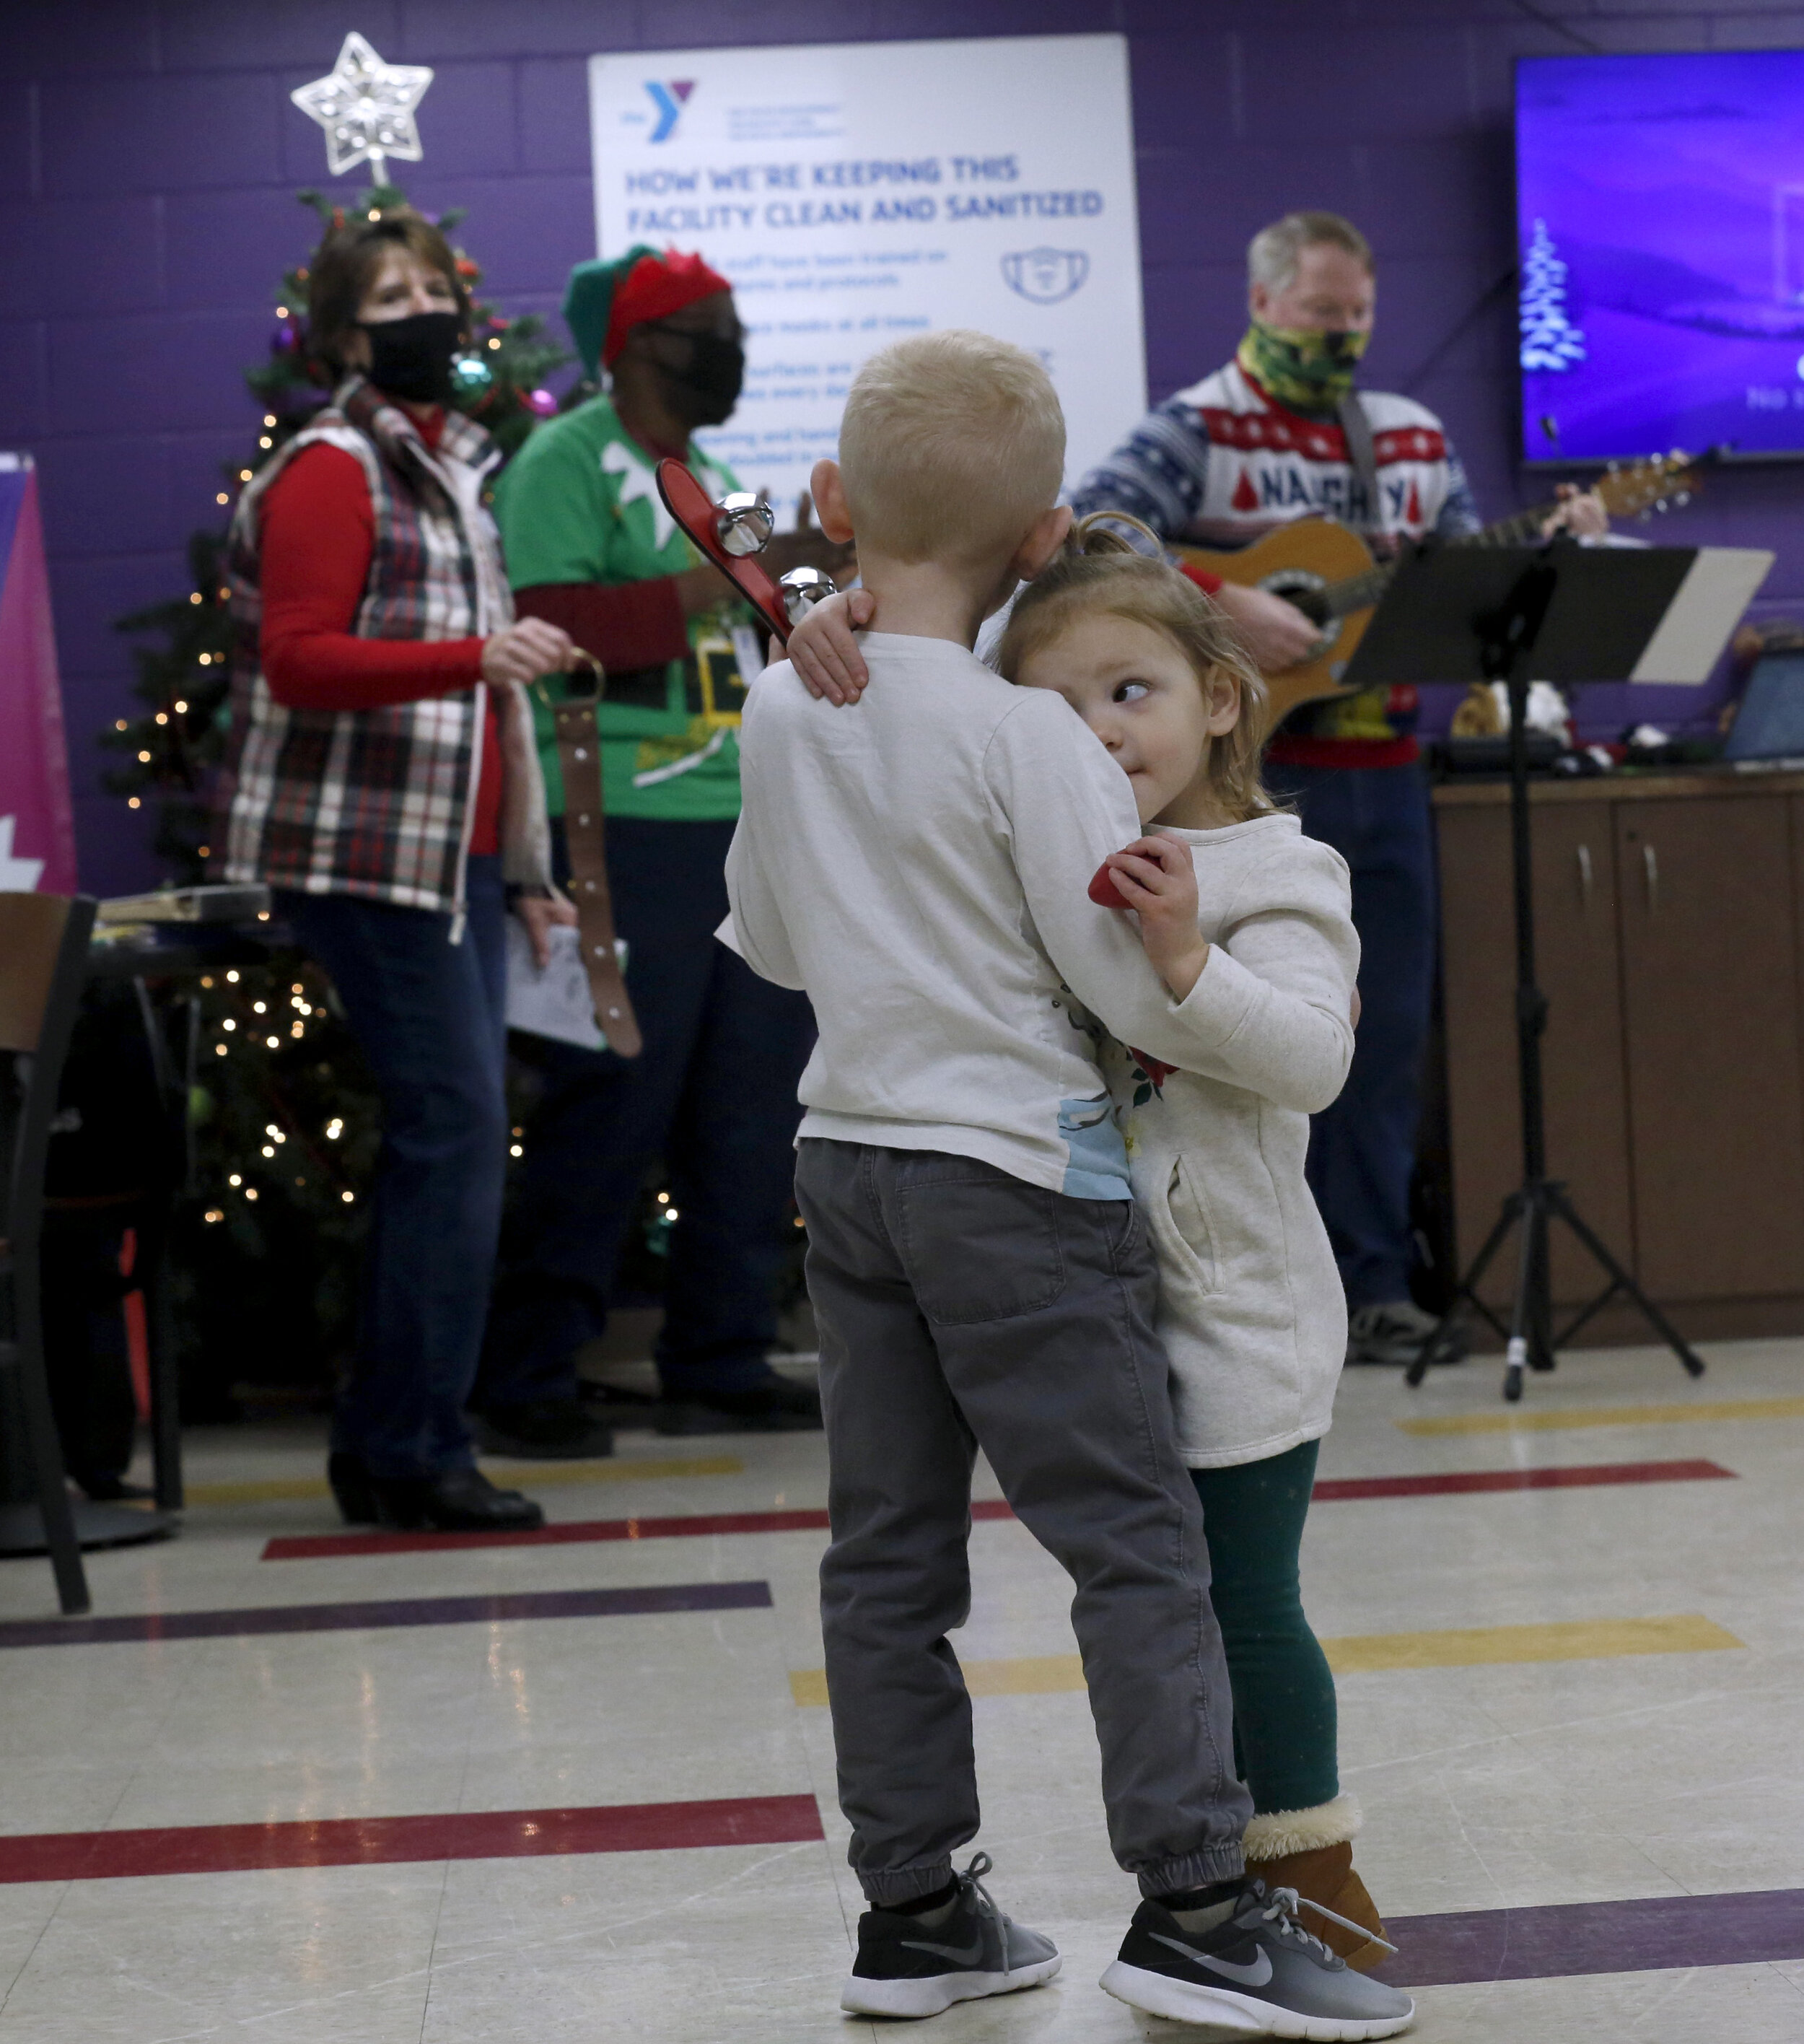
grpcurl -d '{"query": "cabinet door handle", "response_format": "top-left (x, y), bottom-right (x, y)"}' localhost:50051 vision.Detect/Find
top-left (1577, 843), bottom-right (1593, 907)
top-left (1643, 842), bottom-right (1659, 914)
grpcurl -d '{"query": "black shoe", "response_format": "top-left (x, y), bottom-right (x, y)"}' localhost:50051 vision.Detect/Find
top-left (841, 1852), bottom-right (1061, 2019)
top-left (327, 1451), bottom-right (378, 1526)
top-left (578, 1379), bottom-right (660, 1409)
top-left (655, 1373), bottom-right (823, 1435)
top-left (469, 1399), bottom-right (616, 1461)
top-left (71, 1472), bottom-right (155, 1504)
top-left (367, 1467), bottom-right (546, 1533)
top-left (1101, 1879), bottom-right (1414, 2039)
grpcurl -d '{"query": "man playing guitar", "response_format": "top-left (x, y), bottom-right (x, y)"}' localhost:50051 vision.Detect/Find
top-left (1072, 210), bottom-right (1605, 1368)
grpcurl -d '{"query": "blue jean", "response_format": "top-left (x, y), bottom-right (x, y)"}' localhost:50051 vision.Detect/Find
top-left (1266, 760), bottom-right (1436, 1310)
top-left (479, 817), bottom-right (815, 1403)
top-left (277, 857), bottom-right (509, 1479)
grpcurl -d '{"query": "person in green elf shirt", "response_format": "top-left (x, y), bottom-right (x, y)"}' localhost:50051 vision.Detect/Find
top-left (473, 247), bottom-right (853, 1455)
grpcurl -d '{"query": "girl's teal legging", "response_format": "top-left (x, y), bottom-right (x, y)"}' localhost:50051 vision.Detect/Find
top-left (1191, 1438), bottom-right (1339, 1815)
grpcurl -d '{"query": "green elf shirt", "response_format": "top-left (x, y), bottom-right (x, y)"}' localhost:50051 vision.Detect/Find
top-left (492, 395), bottom-right (750, 821)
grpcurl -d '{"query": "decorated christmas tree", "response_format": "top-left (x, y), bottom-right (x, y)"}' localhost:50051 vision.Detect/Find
top-left (1519, 217), bottom-right (1588, 374)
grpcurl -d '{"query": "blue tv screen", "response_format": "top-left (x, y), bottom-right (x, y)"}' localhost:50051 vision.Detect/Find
top-left (1517, 51), bottom-right (1804, 463)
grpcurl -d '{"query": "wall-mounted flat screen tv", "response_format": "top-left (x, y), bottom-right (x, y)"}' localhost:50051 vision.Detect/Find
top-left (1518, 50), bottom-right (1804, 464)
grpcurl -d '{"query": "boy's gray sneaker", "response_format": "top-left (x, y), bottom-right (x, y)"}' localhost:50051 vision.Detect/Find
top-left (841, 1851), bottom-right (1061, 2019)
top-left (1100, 1880), bottom-right (1414, 2040)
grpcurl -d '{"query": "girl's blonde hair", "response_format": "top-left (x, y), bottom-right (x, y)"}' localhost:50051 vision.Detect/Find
top-left (993, 514), bottom-right (1276, 823)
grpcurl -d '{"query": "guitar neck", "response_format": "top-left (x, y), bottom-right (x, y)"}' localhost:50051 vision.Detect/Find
top-left (1461, 501), bottom-right (1559, 549)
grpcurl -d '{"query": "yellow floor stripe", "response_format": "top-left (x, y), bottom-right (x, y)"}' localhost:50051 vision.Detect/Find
top-left (1398, 1395), bottom-right (1804, 1437)
top-left (787, 1614), bottom-right (1741, 1705)
top-left (1322, 1613), bottom-right (1741, 1672)
top-left (183, 1454), bottom-right (743, 1508)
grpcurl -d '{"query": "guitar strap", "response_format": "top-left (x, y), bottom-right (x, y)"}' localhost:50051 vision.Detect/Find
top-left (551, 660), bottom-right (643, 1060)
top-left (1336, 390), bottom-right (1383, 535)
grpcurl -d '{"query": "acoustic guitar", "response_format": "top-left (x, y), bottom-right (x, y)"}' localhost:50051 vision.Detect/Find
top-left (1175, 452), bottom-right (1700, 733)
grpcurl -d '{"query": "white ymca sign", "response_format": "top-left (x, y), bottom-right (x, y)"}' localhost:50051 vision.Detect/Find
top-left (588, 35), bottom-right (1146, 517)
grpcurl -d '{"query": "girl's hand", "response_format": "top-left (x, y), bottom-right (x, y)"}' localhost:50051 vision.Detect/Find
top-left (787, 588), bottom-right (875, 704)
top-left (483, 618), bottom-right (582, 686)
top-left (1103, 834), bottom-right (1209, 999)
top-left (514, 890), bottom-right (578, 969)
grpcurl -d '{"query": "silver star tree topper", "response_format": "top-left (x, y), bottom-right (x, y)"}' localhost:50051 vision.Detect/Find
top-left (291, 32), bottom-right (434, 182)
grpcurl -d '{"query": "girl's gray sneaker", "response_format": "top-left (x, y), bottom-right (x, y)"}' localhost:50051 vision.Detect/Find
top-left (841, 1851), bottom-right (1061, 2019)
top-left (1101, 1879), bottom-right (1414, 2039)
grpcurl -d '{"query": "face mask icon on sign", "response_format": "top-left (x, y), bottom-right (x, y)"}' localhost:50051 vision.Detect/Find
top-left (1002, 248), bottom-right (1090, 305)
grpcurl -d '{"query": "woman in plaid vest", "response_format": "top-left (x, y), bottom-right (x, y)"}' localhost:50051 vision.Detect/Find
top-left (219, 210), bottom-right (585, 1533)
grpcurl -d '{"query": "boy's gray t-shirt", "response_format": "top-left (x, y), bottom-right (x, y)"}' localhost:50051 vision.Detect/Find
top-left (725, 632), bottom-right (1309, 1200)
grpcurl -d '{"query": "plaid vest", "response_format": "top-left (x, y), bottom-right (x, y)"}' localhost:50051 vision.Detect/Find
top-left (219, 377), bottom-right (546, 915)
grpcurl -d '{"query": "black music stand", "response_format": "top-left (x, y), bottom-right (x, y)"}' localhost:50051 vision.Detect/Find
top-left (1339, 538), bottom-right (1726, 1402)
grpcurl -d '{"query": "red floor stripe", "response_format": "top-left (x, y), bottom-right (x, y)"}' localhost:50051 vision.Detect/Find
top-left (260, 1465), bottom-right (1729, 1561)
top-left (263, 1496), bottom-right (1016, 1560)
top-left (1312, 1458), bottom-right (1733, 1501)
top-left (0, 1794), bottom-right (823, 1884)
top-left (260, 1466), bottom-right (1732, 1560)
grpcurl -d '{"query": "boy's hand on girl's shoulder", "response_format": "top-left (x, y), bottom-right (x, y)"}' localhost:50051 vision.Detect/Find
top-left (787, 588), bottom-right (875, 705)
top-left (1103, 834), bottom-right (1210, 1002)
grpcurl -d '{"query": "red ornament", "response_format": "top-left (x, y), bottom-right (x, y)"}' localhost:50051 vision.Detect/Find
top-left (1089, 862), bottom-right (1130, 909)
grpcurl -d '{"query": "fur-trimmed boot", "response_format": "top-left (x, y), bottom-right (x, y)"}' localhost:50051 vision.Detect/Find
top-left (1243, 1796), bottom-right (1391, 1973)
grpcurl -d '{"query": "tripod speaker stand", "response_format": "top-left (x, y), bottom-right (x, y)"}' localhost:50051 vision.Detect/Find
top-left (1331, 533), bottom-right (1771, 1402)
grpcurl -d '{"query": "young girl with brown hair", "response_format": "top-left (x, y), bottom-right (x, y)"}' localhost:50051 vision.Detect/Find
top-left (789, 518), bottom-right (1391, 1971)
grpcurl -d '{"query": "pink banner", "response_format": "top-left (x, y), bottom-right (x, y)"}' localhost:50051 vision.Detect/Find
top-left (0, 460), bottom-right (78, 894)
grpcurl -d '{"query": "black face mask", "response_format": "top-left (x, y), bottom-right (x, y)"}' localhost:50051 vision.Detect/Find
top-left (662, 331), bottom-right (745, 426)
top-left (358, 310), bottom-right (464, 404)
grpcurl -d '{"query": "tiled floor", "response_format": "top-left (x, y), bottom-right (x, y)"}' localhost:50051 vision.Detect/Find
top-left (1, 1337), bottom-right (1800, 2042)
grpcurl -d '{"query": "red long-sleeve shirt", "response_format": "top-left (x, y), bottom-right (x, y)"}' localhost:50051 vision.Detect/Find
top-left (258, 416), bottom-right (502, 856)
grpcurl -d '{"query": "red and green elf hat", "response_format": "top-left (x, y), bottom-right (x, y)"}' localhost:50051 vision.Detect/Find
top-left (562, 246), bottom-right (733, 378)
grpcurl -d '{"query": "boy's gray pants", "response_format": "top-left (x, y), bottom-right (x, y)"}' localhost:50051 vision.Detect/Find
top-left (794, 1138), bottom-right (1251, 1906)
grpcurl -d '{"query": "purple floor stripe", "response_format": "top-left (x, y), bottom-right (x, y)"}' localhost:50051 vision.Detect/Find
top-left (0, 1581), bottom-right (771, 1649)
top-left (1378, 1886), bottom-right (1804, 1987)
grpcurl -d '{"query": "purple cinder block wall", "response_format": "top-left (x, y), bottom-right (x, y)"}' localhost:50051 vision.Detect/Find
top-left (3, 0), bottom-right (1803, 894)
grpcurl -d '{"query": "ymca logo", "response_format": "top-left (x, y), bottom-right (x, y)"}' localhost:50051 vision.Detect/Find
top-left (1002, 248), bottom-right (1090, 305)
top-left (645, 79), bottom-right (695, 143)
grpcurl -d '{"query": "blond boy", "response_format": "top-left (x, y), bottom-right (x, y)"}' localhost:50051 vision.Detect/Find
top-left (725, 334), bottom-right (1398, 2036)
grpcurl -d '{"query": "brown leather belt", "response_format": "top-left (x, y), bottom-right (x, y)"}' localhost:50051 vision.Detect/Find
top-left (551, 660), bottom-right (642, 1060)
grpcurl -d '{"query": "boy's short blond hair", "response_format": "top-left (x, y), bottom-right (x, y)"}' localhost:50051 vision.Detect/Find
top-left (837, 330), bottom-right (1065, 564)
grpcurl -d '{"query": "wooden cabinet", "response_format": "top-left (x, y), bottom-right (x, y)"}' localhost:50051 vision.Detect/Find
top-left (1434, 773), bottom-right (1804, 1342)
top-left (1436, 797), bottom-right (1633, 1308)
top-left (1614, 797), bottom-right (1804, 1298)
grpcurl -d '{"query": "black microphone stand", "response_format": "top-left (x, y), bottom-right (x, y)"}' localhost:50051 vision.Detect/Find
top-left (1407, 547), bottom-right (1707, 1401)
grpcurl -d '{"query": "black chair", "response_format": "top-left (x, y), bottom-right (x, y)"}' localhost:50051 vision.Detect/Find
top-left (1, 892), bottom-right (96, 1615)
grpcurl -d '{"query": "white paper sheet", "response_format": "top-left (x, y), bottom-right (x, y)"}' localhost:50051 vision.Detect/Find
top-left (504, 919), bottom-right (626, 1052)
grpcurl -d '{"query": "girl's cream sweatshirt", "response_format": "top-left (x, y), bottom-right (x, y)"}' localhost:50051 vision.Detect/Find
top-left (1103, 813), bottom-right (1359, 1469)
